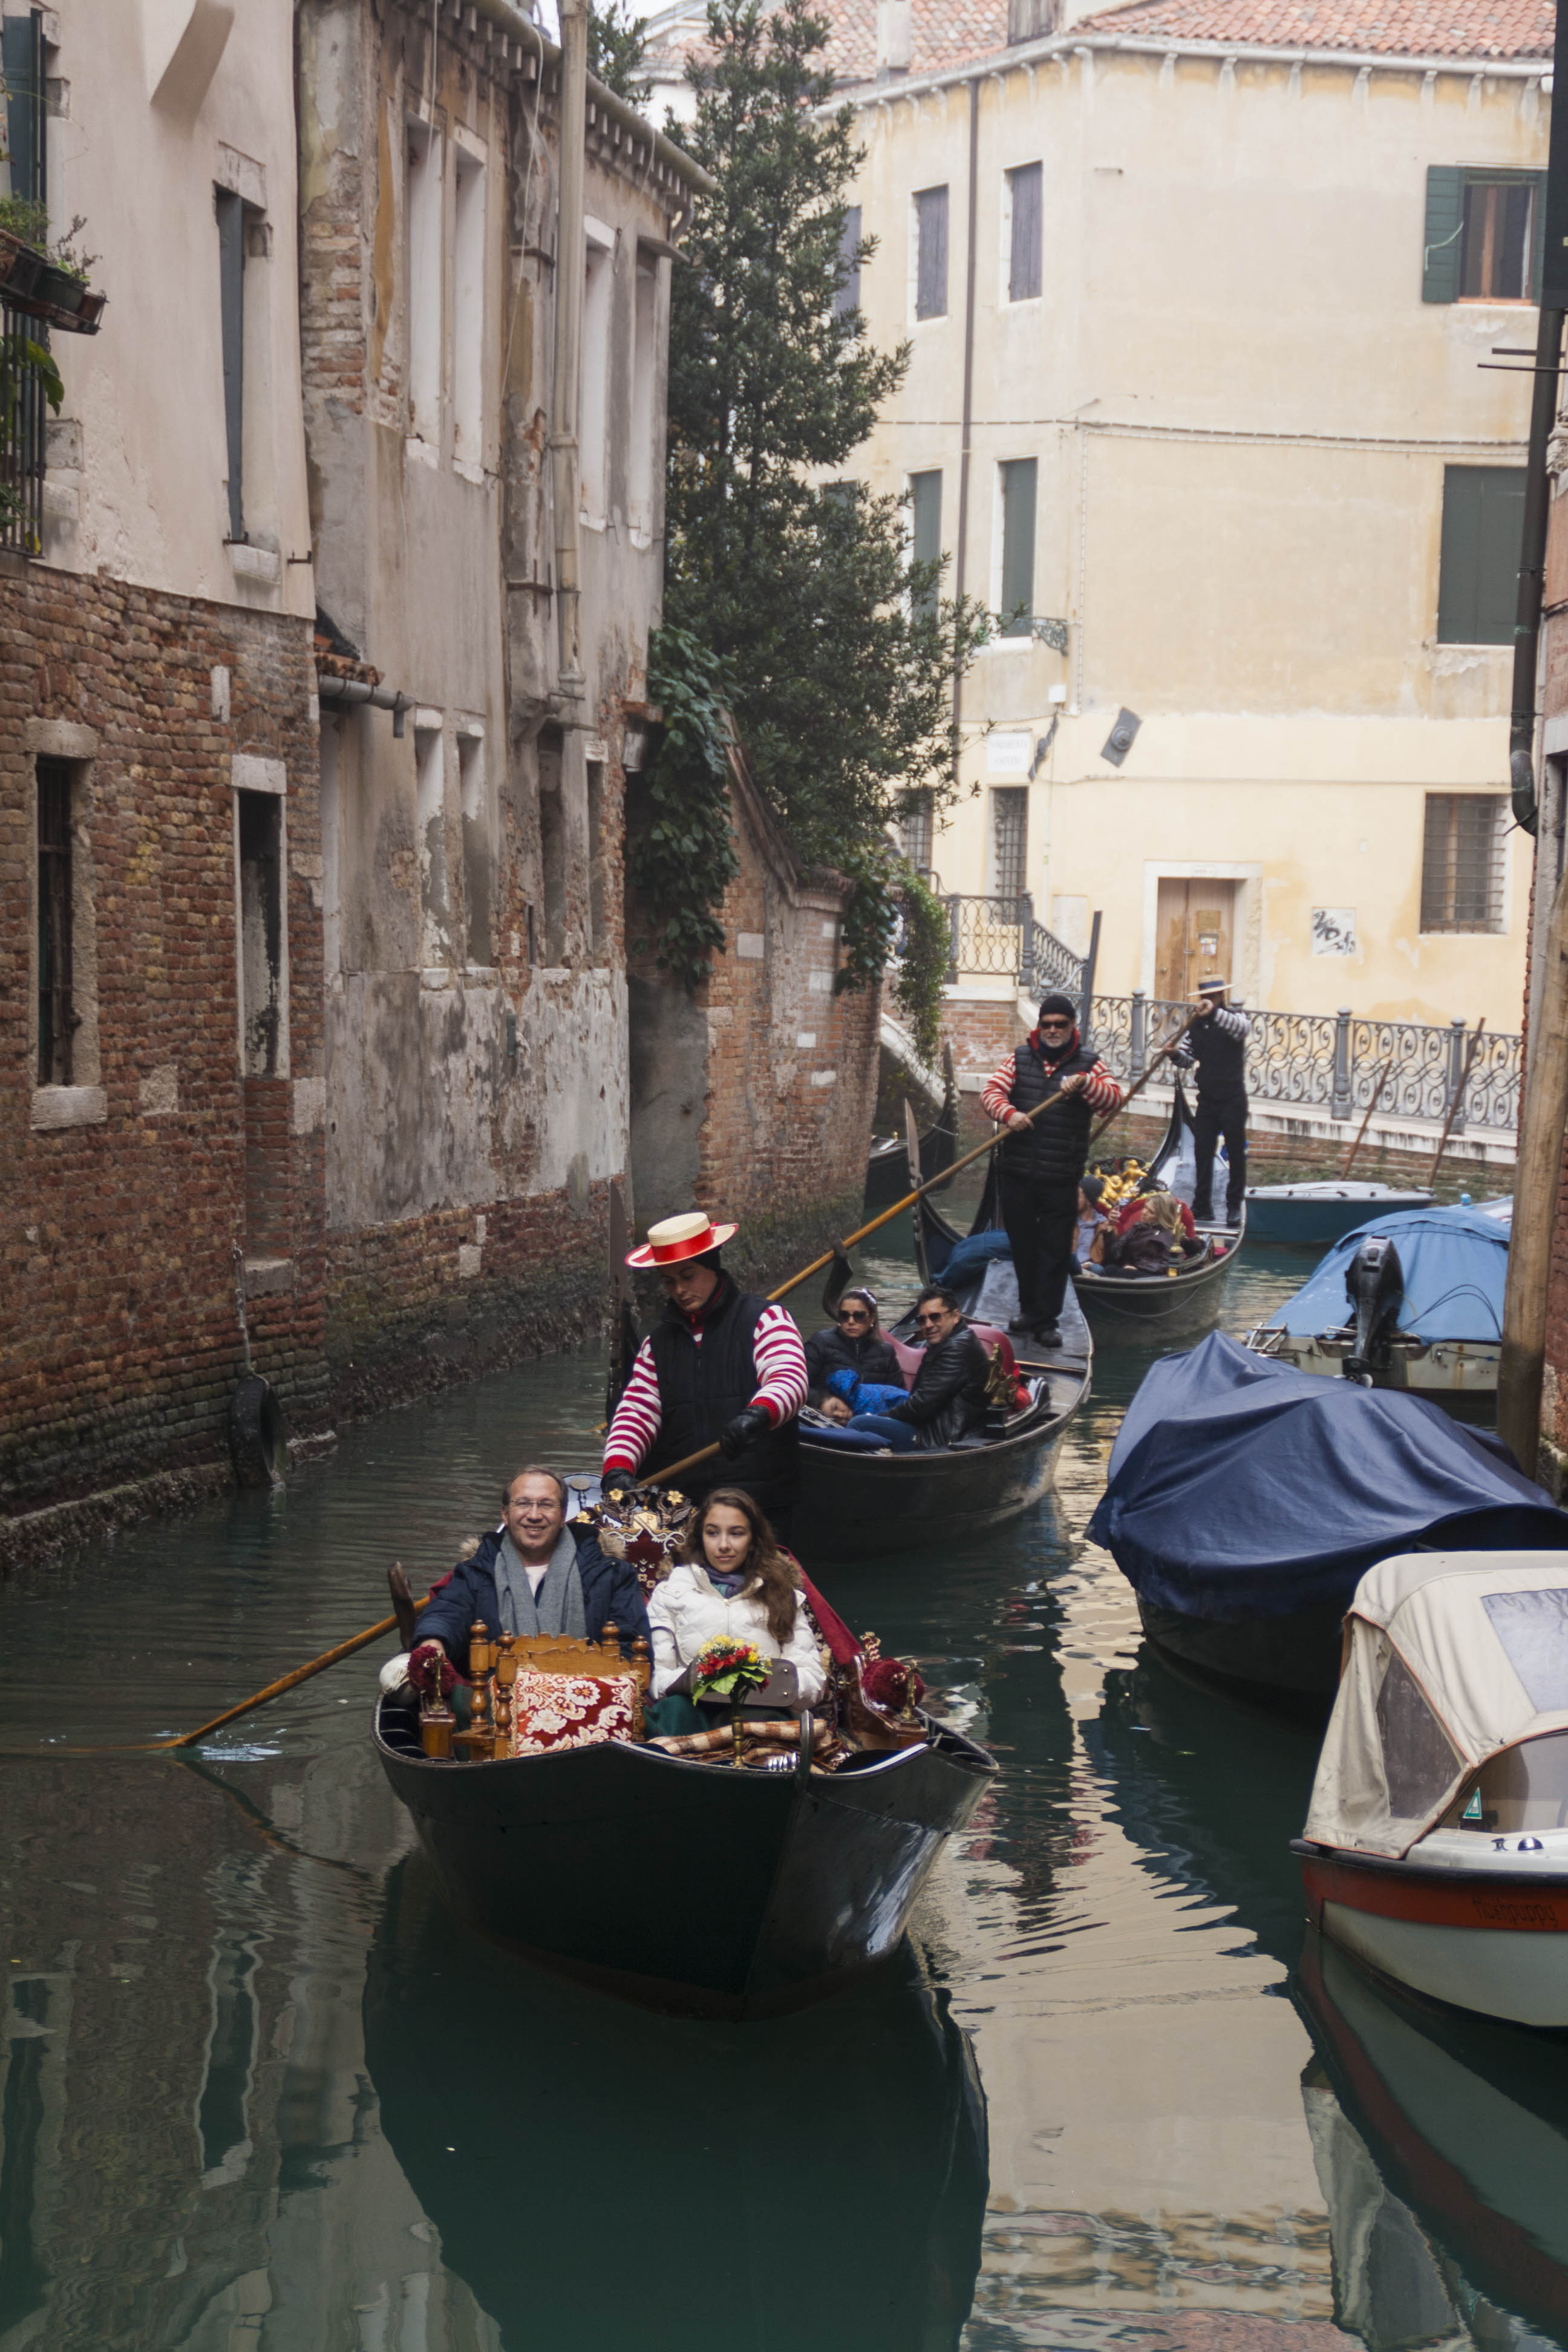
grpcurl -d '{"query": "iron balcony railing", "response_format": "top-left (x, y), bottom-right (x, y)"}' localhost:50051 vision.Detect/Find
top-left (0, 300), bottom-right (48, 555)
top-left (1087, 994), bottom-right (1520, 1138)
top-left (942, 893), bottom-right (1086, 999)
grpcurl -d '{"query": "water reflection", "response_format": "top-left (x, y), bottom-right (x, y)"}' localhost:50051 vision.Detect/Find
top-left (1, 1229), bottom-right (1563, 2350)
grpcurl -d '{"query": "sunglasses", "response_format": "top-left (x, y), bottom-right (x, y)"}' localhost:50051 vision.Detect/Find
top-left (915, 1309), bottom-right (950, 1328)
top-left (838, 1307), bottom-right (871, 1324)
top-left (1040, 1017), bottom-right (1072, 1029)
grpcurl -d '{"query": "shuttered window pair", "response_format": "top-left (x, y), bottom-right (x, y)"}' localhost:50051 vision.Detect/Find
top-left (1422, 165), bottom-right (1547, 303)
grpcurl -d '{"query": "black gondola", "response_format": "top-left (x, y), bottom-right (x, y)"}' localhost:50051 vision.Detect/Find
top-left (793, 1280), bottom-right (1090, 1559)
top-left (373, 1692), bottom-right (996, 2016)
top-left (915, 1079), bottom-right (1244, 1342)
top-left (864, 1045), bottom-right (958, 1213)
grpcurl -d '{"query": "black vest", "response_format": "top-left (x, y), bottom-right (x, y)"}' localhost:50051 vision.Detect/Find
top-left (1001, 1035), bottom-right (1097, 1187)
top-left (644, 1280), bottom-right (800, 1514)
top-left (1189, 1013), bottom-right (1247, 1099)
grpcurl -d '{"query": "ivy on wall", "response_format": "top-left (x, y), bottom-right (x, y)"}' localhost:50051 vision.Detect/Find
top-left (626, 626), bottom-right (741, 990)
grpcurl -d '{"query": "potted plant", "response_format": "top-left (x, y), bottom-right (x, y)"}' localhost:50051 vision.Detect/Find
top-left (0, 196), bottom-right (47, 301)
top-left (31, 215), bottom-right (97, 317)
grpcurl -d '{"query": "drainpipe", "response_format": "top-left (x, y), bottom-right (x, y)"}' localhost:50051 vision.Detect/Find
top-left (1508, 302), bottom-right (1564, 834)
top-left (550, 0), bottom-right (588, 699)
top-left (1498, 858), bottom-right (1568, 1481)
top-left (950, 76), bottom-right (980, 732)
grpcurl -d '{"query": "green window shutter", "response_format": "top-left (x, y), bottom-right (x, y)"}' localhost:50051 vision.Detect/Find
top-left (2, 11), bottom-right (45, 209)
top-left (910, 469), bottom-right (942, 621)
top-left (1437, 466), bottom-right (1525, 644)
top-left (999, 458), bottom-right (1036, 636)
top-left (1532, 171), bottom-right (1548, 300)
top-left (1423, 165), bottom-right (1464, 304)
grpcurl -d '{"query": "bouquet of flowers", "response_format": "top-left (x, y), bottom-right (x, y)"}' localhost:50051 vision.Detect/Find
top-left (690, 1636), bottom-right (769, 1705)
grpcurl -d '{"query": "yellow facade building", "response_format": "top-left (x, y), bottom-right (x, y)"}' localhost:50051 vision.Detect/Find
top-left (838, 0), bottom-right (1552, 1040)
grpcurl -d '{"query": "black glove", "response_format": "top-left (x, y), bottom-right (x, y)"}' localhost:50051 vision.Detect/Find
top-left (601, 1468), bottom-right (636, 1506)
top-left (719, 1405), bottom-right (772, 1460)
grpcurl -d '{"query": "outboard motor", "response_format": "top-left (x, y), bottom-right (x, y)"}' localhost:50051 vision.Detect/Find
top-left (1341, 1235), bottom-right (1404, 1387)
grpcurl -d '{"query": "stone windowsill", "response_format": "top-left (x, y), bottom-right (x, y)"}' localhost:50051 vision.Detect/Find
top-left (31, 1085), bottom-right (107, 1131)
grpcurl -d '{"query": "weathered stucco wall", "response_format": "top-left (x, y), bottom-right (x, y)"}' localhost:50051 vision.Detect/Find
top-left (627, 762), bottom-right (882, 1271)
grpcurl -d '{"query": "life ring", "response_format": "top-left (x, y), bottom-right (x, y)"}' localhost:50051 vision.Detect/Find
top-left (229, 1374), bottom-right (286, 1487)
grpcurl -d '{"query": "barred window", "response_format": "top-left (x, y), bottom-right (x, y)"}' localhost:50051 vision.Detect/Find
top-left (37, 760), bottom-right (73, 1085)
top-left (991, 787), bottom-right (1027, 901)
top-left (900, 792), bottom-right (933, 876)
top-left (1420, 794), bottom-right (1506, 933)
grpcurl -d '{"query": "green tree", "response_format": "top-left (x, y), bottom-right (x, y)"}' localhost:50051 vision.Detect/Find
top-left (662, 0), bottom-right (984, 988)
top-left (588, 0), bottom-right (649, 102)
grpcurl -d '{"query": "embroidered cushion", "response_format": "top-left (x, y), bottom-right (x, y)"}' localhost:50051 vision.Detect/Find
top-left (510, 1671), bottom-right (638, 1756)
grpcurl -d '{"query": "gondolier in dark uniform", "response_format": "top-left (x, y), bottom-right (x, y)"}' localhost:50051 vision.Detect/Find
top-left (603, 1211), bottom-right (809, 1541)
top-left (1184, 977), bottom-right (1250, 1227)
top-left (981, 994), bottom-right (1125, 1348)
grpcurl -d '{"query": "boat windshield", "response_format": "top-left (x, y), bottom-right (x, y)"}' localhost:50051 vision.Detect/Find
top-left (1439, 1733), bottom-right (1568, 1834)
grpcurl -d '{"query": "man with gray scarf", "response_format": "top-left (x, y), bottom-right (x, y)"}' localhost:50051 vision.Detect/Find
top-left (408, 1466), bottom-right (650, 1694)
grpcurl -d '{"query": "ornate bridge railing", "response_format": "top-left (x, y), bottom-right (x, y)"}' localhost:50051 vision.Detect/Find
top-left (1086, 995), bottom-right (1521, 1138)
top-left (942, 893), bottom-right (1085, 999)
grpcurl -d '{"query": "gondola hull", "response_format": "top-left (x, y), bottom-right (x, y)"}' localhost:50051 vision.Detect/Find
top-left (1073, 1221), bottom-right (1245, 1336)
top-left (795, 1400), bottom-right (1073, 1559)
top-left (1135, 1595), bottom-right (1345, 1704)
top-left (373, 1697), bottom-right (996, 2016)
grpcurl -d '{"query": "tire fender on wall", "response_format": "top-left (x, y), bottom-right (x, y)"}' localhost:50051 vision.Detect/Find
top-left (230, 1374), bottom-right (286, 1488)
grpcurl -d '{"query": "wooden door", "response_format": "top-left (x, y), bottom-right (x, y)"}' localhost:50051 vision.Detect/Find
top-left (1154, 879), bottom-right (1236, 1001)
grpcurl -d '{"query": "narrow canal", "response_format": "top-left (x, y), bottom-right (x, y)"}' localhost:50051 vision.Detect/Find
top-left (0, 1223), bottom-right (1558, 2351)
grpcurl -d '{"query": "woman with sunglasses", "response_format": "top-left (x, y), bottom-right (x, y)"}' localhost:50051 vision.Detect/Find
top-left (803, 1287), bottom-right (902, 1390)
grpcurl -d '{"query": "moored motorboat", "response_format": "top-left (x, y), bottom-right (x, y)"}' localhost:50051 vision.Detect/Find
top-left (1247, 1203), bottom-right (1506, 1399)
top-left (1086, 1335), bottom-right (1565, 1704)
top-left (1295, 1551), bottom-right (1568, 2027)
top-left (1244, 1179), bottom-right (1432, 1246)
top-left (374, 1682), bottom-right (996, 2015)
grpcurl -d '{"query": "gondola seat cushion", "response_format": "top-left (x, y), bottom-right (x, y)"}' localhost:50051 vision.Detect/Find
top-left (510, 1671), bottom-right (639, 1755)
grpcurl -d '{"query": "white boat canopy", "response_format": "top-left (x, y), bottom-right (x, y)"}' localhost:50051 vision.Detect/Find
top-left (1304, 1550), bottom-right (1568, 1859)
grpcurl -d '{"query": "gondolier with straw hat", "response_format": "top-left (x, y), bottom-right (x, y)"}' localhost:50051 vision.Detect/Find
top-left (604, 1210), bottom-right (809, 1541)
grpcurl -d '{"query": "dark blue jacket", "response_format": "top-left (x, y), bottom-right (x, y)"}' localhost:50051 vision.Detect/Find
top-left (416, 1524), bottom-right (650, 1674)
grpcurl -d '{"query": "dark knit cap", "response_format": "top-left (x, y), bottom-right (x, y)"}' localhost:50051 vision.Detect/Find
top-left (1039, 992), bottom-right (1076, 1021)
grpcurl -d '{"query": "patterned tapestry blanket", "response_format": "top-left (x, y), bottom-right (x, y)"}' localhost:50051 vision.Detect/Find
top-left (510, 1671), bottom-right (639, 1756)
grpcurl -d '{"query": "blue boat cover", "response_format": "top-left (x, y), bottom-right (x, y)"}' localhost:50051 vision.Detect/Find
top-left (1085, 1333), bottom-right (1566, 1621)
top-left (1270, 1203), bottom-right (1508, 1343)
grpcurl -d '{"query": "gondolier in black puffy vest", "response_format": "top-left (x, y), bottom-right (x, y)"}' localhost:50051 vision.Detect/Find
top-left (1183, 977), bottom-right (1250, 1227)
top-left (603, 1211), bottom-right (809, 1541)
top-left (981, 995), bottom-right (1126, 1347)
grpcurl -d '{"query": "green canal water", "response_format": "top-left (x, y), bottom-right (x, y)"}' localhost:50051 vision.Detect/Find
top-left (1, 1222), bottom-right (1561, 2352)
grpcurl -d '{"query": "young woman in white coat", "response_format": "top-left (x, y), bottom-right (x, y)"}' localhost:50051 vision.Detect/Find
top-left (646, 1487), bottom-right (826, 1736)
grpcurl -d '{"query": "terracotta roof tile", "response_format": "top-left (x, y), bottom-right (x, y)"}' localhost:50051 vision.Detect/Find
top-left (1068, 0), bottom-right (1553, 60)
top-left (825, 0), bottom-right (1010, 86)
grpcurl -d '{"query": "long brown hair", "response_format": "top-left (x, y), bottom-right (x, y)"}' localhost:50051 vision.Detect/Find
top-left (680, 1486), bottom-right (800, 1645)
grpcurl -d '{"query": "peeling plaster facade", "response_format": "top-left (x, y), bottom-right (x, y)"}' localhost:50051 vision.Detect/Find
top-left (296, 0), bottom-right (696, 1383)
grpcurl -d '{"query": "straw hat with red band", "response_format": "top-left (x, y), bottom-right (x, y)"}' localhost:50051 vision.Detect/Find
top-left (626, 1210), bottom-right (739, 1269)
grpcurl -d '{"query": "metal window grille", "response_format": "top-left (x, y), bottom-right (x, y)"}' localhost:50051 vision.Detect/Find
top-left (901, 793), bottom-right (933, 874)
top-left (991, 788), bottom-right (1027, 900)
top-left (1420, 794), bottom-right (1506, 932)
top-left (915, 186), bottom-right (948, 321)
top-left (36, 760), bottom-right (73, 1085)
top-left (0, 302), bottom-right (50, 556)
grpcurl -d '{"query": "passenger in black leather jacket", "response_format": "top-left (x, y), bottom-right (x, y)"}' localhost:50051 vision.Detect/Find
top-left (803, 1288), bottom-right (903, 1389)
top-left (846, 1286), bottom-right (989, 1452)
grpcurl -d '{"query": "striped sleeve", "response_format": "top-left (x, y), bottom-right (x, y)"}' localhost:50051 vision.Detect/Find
top-left (1082, 1055), bottom-right (1125, 1114)
top-left (603, 1338), bottom-right (662, 1473)
top-left (1212, 1005), bottom-right (1249, 1040)
top-left (980, 1051), bottom-right (1018, 1124)
top-left (750, 1302), bottom-right (809, 1426)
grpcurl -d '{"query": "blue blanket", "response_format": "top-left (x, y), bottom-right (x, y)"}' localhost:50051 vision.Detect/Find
top-left (1272, 1203), bottom-right (1508, 1344)
top-left (1086, 1332), bottom-right (1564, 1622)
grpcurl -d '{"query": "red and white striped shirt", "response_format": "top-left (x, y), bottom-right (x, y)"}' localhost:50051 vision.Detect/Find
top-left (981, 1031), bottom-right (1125, 1125)
top-left (603, 1302), bottom-right (809, 1475)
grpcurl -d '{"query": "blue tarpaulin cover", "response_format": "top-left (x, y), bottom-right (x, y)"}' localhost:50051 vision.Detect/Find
top-left (1085, 1333), bottom-right (1565, 1621)
top-left (1270, 1203), bottom-right (1508, 1343)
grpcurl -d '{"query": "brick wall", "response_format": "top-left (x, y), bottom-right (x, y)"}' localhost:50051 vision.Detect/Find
top-left (0, 563), bottom-right (327, 1518)
top-left (941, 992), bottom-right (1023, 1083)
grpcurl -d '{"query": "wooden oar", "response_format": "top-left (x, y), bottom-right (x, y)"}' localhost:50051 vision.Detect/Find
top-left (1341, 1050), bottom-right (1396, 1180)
